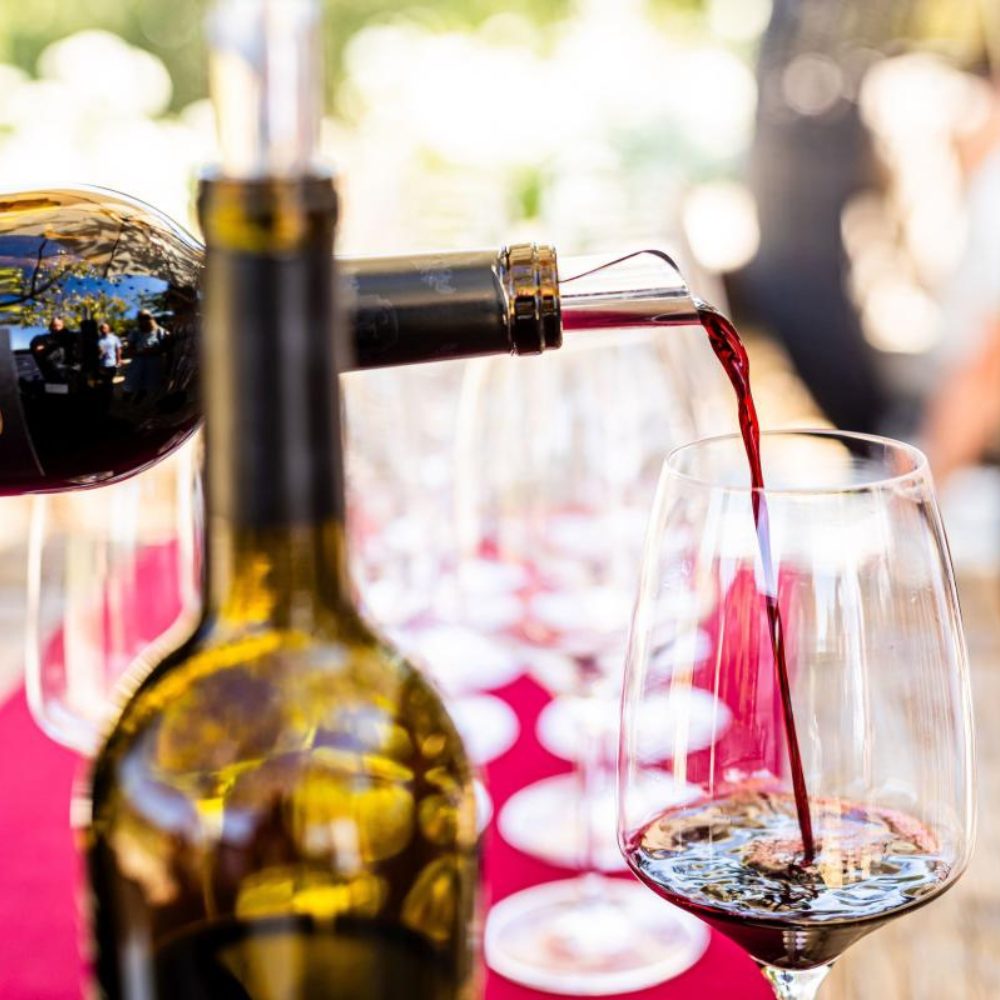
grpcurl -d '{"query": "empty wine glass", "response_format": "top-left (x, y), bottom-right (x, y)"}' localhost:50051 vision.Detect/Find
top-left (619, 430), bottom-right (976, 999)
top-left (460, 329), bottom-right (712, 994)
top-left (24, 437), bottom-right (201, 753)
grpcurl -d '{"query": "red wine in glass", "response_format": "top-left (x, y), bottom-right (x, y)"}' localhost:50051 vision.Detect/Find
top-left (605, 277), bottom-right (973, 991)
top-left (569, 284), bottom-right (933, 964)
top-left (625, 789), bottom-right (951, 968)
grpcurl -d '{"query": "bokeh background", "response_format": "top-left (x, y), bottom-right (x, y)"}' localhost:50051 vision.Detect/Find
top-left (1, 0), bottom-right (998, 673)
top-left (1, 5), bottom-right (1000, 998)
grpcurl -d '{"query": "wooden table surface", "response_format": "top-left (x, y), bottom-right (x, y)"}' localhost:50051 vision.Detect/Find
top-left (821, 574), bottom-right (1000, 999)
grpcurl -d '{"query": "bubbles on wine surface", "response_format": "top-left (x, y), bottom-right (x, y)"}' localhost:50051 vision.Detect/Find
top-left (627, 790), bottom-right (952, 967)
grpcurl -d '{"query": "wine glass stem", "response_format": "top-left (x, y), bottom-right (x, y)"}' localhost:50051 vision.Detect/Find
top-left (757, 963), bottom-right (831, 1000)
top-left (576, 688), bottom-right (606, 881)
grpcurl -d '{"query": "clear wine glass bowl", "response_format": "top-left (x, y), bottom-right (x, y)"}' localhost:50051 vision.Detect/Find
top-left (618, 430), bottom-right (976, 1000)
top-left (24, 438), bottom-right (201, 754)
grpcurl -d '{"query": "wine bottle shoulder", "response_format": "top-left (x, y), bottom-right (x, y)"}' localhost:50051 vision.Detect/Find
top-left (89, 622), bottom-right (476, 848)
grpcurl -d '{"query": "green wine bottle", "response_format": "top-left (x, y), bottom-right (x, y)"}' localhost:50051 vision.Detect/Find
top-left (86, 2), bottom-right (477, 996)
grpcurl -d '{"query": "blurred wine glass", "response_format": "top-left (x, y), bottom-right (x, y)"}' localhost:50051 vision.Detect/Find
top-left (619, 431), bottom-right (975, 999)
top-left (0, 498), bottom-right (33, 703)
top-left (23, 357), bottom-right (524, 775)
top-left (343, 361), bottom-right (521, 771)
top-left (24, 437), bottom-right (201, 753)
top-left (459, 328), bottom-right (711, 994)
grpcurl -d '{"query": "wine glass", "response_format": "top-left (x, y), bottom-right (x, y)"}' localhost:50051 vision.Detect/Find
top-left (24, 437), bottom-right (202, 753)
top-left (460, 330), bottom-right (713, 994)
top-left (619, 430), bottom-right (976, 1000)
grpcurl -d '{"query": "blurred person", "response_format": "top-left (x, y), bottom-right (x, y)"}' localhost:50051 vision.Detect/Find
top-left (82, 318), bottom-right (104, 379)
top-left (96, 321), bottom-right (122, 383)
top-left (920, 321), bottom-right (1000, 483)
top-left (733, 0), bottom-right (889, 433)
top-left (124, 308), bottom-right (167, 399)
top-left (920, 95), bottom-right (1000, 484)
top-left (29, 315), bottom-right (80, 384)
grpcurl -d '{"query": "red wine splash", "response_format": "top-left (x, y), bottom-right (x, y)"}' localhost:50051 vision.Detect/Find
top-left (697, 305), bottom-right (815, 862)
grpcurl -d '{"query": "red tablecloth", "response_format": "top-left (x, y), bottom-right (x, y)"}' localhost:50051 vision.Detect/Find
top-left (0, 674), bottom-right (769, 999)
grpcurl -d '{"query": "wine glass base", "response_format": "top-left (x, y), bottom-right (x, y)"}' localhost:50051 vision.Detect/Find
top-left (403, 623), bottom-right (524, 694)
top-left (498, 772), bottom-right (699, 871)
top-left (485, 877), bottom-right (709, 995)
top-left (447, 694), bottom-right (519, 766)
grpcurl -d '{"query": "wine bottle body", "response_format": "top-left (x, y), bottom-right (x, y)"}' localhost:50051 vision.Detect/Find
top-left (88, 614), bottom-right (478, 999)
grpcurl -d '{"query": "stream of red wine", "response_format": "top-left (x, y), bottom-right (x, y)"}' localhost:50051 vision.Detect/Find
top-left (560, 290), bottom-right (815, 859)
top-left (696, 305), bottom-right (815, 861)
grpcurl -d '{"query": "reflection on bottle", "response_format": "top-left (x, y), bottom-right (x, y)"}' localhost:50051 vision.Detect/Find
top-left (0, 189), bottom-right (202, 492)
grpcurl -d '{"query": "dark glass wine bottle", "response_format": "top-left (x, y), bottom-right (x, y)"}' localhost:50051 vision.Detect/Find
top-left (0, 192), bottom-right (699, 495)
top-left (86, 2), bottom-right (477, 996)
top-left (0, 186), bottom-right (558, 495)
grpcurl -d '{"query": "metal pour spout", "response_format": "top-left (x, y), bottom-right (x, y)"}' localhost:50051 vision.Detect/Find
top-left (558, 249), bottom-right (703, 332)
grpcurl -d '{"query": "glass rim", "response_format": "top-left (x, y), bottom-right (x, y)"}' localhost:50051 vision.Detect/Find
top-left (664, 428), bottom-right (930, 497)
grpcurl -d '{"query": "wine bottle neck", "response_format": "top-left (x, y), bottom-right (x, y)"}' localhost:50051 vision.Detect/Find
top-left (198, 174), bottom-right (353, 626)
top-left (205, 520), bottom-right (353, 629)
